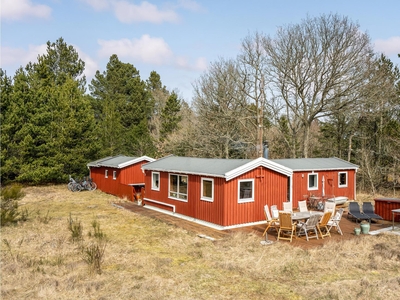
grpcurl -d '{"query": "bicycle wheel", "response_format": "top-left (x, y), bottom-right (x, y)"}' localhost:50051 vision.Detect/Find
top-left (90, 182), bottom-right (97, 191)
top-left (68, 182), bottom-right (74, 191)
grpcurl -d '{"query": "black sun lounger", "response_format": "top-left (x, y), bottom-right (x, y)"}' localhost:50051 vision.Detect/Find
top-left (362, 202), bottom-right (383, 220)
top-left (347, 202), bottom-right (371, 223)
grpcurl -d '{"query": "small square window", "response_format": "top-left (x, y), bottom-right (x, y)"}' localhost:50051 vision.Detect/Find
top-left (308, 173), bottom-right (318, 190)
top-left (201, 178), bottom-right (214, 202)
top-left (338, 172), bottom-right (347, 187)
top-left (152, 172), bottom-right (160, 191)
top-left (238, 179), bottom-right (254, 203)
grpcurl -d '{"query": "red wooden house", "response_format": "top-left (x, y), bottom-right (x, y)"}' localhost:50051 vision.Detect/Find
top-left (87, 155), bottom-right (155, 201)
top-left (141, 156), bottom-right (359, 229)
top-left (270, 158), bottom-right (359, 206)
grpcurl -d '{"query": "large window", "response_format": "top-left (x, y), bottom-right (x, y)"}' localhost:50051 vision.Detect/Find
top-left (338, 172), bottom-right (348, 187)
top-left (201, 178), bottom-right (214, 202)
top-left (308, 173), bottom-right (318, 190)
top-left (152, 172), bottom-right (160, 191)
top-left (169, 174), bottom-right (188, 201)
top-left (238, 179), bottom-right (254, 203)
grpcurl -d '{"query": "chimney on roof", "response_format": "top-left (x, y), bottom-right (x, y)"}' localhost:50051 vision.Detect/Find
top-left (263, 141), bottom-right (269, 159)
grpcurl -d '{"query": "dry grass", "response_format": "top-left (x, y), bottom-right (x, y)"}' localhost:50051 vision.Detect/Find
top-left (1, 185), bottom-right (400, 300)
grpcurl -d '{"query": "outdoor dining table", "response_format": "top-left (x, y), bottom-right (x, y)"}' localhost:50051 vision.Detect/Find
top-left (292, 211), bottom-right (323, 221)
top-left (392, 208), bottom-right (400, 231)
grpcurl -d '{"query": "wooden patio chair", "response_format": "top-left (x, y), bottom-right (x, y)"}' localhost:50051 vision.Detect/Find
top-left (327, 208), bottom-right (344, 235)
top-left (298, 200), bottom-right (308, 212)
top-left (317, 211), bottom-right (333, 239)
top-left (262, 205), bottom-right (279, 236)
top-left (296, 214), bottom-right (320, 241)
top-left (283, 202), bottom-right (293, 213)
top-left (277, 211), bottom-right (297, 242)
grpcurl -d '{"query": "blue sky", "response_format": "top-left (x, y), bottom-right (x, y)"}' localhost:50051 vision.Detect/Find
top-left (1, 0), bottom-right (400, 101)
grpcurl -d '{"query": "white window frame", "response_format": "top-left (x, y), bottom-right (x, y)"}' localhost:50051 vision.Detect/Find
top-left (238, 179), bottom-right (254, 203)
top-left (308, 173), bottom-right (318, 190)
top-left (168, 174), bottom-right (188, 202)
top-left (338, 172), bottom-right (348, 188)
top-left (201, 178), bottom-right (214, 202)
top-left (105, 170), bottom-right (108, 178)
top-left (113, 170), bottom-right (117, 180)
top-left (152, 172), bottom-right (160, 191)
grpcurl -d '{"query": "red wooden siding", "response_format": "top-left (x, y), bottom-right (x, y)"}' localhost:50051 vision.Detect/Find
top-left (291, 169), bottom-right (356, 208)
top-left (374, 198), bottom-right (400, 221)
top-left (143, 166), bottom-right (289, 227)
top-left (89, 160), bottom-right (149, 201)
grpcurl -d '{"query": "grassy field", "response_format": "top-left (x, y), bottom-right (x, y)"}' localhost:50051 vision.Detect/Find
top-left (1, 185), bottom-right (400, 300)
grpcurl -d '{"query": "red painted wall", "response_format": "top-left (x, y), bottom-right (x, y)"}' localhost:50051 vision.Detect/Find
top-left (143, 166), bottom-right (289, 227)
top-left (89, 160), bottom-right (149, 201)
top-left (291, 169), bottom-right (356, 208)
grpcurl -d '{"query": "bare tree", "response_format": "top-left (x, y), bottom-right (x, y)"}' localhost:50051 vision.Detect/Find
top-left (263, 14), bottom-right (375, 157)
top-left (192, 58), bottom-right (250, 158)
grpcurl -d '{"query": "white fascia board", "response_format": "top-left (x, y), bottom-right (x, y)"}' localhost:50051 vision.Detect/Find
top-left (118, 156), bottom-right (155, 168)
top-left (225, 157), bottom-right (292, 181)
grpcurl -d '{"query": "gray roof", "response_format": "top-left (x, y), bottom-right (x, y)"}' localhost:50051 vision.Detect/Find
top-left (87, 155), bottom-right (154, 169)
top-left (142, 156), bottom-right (293, 180)
top-left (270, 157), bottom-right (359, 171)
top-left (142, 156), bottom-right (253, 177)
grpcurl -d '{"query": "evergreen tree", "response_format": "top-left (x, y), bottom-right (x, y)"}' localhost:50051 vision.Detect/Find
top-left (89, 55), bottom-right (155, 156)
top-left (1, 38), bottom-right (100, 184)
top-left (160, 92), bottom-right (182, 140)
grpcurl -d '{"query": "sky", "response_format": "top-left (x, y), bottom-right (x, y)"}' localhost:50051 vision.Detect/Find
top-left (1, 0), bottom-right (400, 102)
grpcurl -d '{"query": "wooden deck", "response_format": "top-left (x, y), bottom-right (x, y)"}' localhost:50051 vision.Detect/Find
top-left (116, 202), bottom-right (395, 249)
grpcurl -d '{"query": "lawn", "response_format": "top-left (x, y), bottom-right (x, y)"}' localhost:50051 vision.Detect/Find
top-left (1, 185), bottom-right (400, 300)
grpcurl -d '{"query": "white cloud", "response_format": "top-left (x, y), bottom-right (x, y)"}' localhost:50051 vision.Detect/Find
top-left (97, 35), bottom-right (207, 71)
top-left (98, 35), bottom-right (174, 64)
top-left (0, 44), bottom-right (47, 70)
top-left (0, 0), bottom-right (52, 21)
top-left (112, 1), bottom-right (179, 24)
top-left (80, 0), bottom-right (204, 23)
top-left (374, 36), bottom-right (400, 56)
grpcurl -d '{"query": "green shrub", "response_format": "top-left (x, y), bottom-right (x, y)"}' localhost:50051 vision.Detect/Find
top-left (88, 219), bottom-right (106, 240)
top-left (82, 240), bottom-right (107, 274)
top-left (0, 184), bottom-right (25, 226)
top-left (67, 213), bottom-right (83, 242)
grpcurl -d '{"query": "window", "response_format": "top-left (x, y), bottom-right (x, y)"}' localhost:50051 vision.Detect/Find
top-left (201, 178), bottom-right (214, 202)
top-left (105, 170), bottom-right (108, 178)
top-left (152, 172), bottom-right (160, 191)
top-left (338, 172), bottom-right (348, 187)
top-left (238, 179), bottom-right (254, 203)
top-left (308, 173), bottom-right (318, 190)
top-left (113, 171), bottom-right (117, 180)
top-left (169, 174), bottom-right (188, 201)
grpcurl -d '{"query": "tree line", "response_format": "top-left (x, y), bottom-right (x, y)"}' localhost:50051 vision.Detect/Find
top-left (1, 14), bottom-right (399, 195)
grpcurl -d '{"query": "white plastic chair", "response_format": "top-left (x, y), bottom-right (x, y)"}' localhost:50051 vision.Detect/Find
top-left (296, 214), bottom-right (320, 241)
top-left (324, 201), bottom-right (336, 215)
top-left (327, 208), bottom-right (344, 235)
top-left (271, 205), bottom-right (279, 219)
top-left (298, 200), bottom-right (308, 212)
top-left (283, 202), bottom-right (293, 213)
